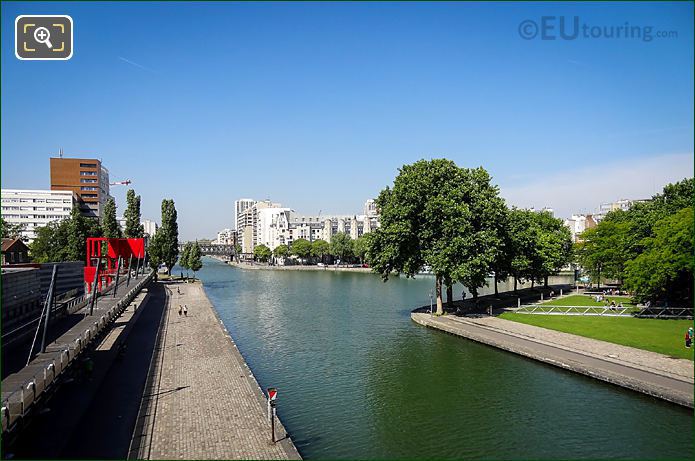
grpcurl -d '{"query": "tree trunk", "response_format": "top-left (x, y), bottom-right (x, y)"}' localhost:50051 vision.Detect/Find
top-left (531, 279), bottom-right (535, 288)
top-left (494, 272), bottom-right (499, 297)
top-left (597, 266), bottom-right (601, 290)
top-left (435, 276), bottom-right (443, 315)
top-left (446, 285), bottom-right (453, 310)
top-left (514, 276), bottom-right (518, 293)
top-left (544, 275), bottom-right (548, 288)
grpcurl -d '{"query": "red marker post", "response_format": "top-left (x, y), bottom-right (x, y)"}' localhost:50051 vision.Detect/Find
top-left (267, 387), bottom-right (278, 443)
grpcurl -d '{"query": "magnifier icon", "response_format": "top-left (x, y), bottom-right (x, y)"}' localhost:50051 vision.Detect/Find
top-left (34, 27), bottom-right (53, 49)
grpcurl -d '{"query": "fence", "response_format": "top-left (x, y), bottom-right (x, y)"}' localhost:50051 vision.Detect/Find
top-left (515, 304), bottom-right (634, 317)
top-left (1, 270), bottom-right (154, 435)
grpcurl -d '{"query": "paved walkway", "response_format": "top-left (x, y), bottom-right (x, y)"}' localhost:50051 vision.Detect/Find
top-left (130, 281), bottom-right (300, 460)
top-left (412, 312), bottom-right (694, 408)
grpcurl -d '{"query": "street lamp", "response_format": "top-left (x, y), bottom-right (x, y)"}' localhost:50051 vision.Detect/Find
top-left (429, 289), bottom-right (434, 314)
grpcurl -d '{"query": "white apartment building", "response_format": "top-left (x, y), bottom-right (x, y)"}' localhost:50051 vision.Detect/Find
top-left (563, 214), bottom-right (597, 242)
top-left (235, 197), bottom-right (380, 253)
top-left (594, 198), bottom-right (649, 222)
top-left (1, 189), bottom-right (77, 242)
top-left (142, 219), bottom-right (158, 237)
top-left (116, 217), bottom-right (159, 237)
top-left (216, 228), bottom-right (236, 245)
top-left (234, 199), bottom-right (256, 231)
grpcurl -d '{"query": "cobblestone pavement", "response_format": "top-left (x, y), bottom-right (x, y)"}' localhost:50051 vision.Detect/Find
top-left (468, 316), bottom-right (693, 381)
top-left (135, 281), bottom-right (300, 460)
top-left (412, 312), bottom-right (694, 408)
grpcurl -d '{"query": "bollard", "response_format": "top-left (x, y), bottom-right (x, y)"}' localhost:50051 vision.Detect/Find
top-left (560, 288), bottom-right (563, 297)
top-left (541, 293), bottom-right (544, 301)
top-left (517, 298), bottom-right (520, 308)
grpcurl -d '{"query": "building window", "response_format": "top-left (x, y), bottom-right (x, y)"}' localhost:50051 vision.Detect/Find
top-left (80, 178), bottom-right (97, 183)
top-left (80, 163), bottom-right (97, 168)
top-left (80, 171), bottom-right (97, 176)
top-left (81, 186), bottom-right (97, 191)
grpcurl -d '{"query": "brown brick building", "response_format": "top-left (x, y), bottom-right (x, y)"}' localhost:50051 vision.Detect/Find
top-left (50, 157), bottom-right (111, 218)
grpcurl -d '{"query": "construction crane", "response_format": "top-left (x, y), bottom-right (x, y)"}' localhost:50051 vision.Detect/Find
top-left (109, 180), bottom-right (132, 186)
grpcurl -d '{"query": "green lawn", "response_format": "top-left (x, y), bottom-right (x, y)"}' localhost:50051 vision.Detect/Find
top-left (500, 312), bottom-right (695, 360)
top-left (542, 294), bottom-right (635, 307)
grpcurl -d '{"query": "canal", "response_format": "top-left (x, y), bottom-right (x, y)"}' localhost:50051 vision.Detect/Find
top-left (192, 257), bottom-right (692, 459)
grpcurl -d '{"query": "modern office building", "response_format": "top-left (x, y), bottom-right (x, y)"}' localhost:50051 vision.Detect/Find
top-left (0, 189), bottom-right (78, 242)
top-left (50, 156), bottom-right (111, 218)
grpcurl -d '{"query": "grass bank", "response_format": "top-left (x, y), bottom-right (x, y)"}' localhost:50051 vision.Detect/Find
top-left (543, 294), bottom-right (635, 307)
top-left (500, 313), bottom-right (694, 360)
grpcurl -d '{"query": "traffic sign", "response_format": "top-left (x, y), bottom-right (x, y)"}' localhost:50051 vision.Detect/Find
top-left (267, 387), bottom-right (277, 401)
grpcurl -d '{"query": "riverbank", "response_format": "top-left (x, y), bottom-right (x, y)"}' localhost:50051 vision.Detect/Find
top-left (129, 280), bottom-right (301, 459)
top-left (412, 311), bottom-right (694, 408)
top-left (228, 260), bottom-right (373, 272)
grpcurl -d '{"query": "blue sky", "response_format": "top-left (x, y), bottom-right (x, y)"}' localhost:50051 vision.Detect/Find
top-left (2, 1), bottom-right (693, 240)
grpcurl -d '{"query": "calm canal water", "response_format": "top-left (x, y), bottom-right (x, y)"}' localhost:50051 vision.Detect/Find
top-left (191, 257), bottom-right (692, 459)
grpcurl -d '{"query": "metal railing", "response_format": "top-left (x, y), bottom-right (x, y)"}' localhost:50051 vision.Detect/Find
top-left (634, 306), bottom-right (693, 319)
top-left (1, 270), bottom-right (154, 434)
top-left (515, 304), bottom-right (634, 317)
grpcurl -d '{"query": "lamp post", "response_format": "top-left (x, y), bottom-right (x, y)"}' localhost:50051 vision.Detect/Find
top-left (429, 289), bottom-right (434, 314)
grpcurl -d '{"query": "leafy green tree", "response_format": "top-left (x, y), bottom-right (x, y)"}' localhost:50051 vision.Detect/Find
top-left (368, 160), bottom-right (505, 314)
top-left (67, 205), bottom-right (103, 262)
top-left (124, 189), bottom-right (145, 238)
top-left (254, 244), bottom-right (271, 262)
top-left (1, 217), bottom-right (27, 241)
top-left (157, 199), bottom-right (179, 274)
top-left (179, 242), bottom-right (192, 277)
top-left (330, 232), bottom-right (353, 262)
top-left (290, 238), bottom-right (312, 263)
top-left (101, 197), bottom-right (122, 238)
top-left (189, 241), bottom-right (203, 278)
top-left (505, 209), bottom-right (538, 292)
top-left (274, 244), bottom-right (289, 259)
top-left (147, 230), bottom-right (164, 270)
top-left (575, 219), bottom-right (633, 287)
top-left (30, 220), bottom-right (69, 262)
top-left (311, 239), bottom-right (330, 263)
top-left (353, 236), bottom-right (369, 264)
top-left (530, 211), bottom-right (573, 287)
top-left (624, 207), bottom-right (693, 306)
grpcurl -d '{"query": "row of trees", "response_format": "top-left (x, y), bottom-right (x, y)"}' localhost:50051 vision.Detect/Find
top-left (179, 241), bottom-right (203, 278)
top-left (253, 233), bottom-right (370, 264)
top-left (367, 159), bottom-right (573, 315)
top-left (147, 199), bottom-right (180, 275)
top-left (576, 178), bottom-right (693, 306)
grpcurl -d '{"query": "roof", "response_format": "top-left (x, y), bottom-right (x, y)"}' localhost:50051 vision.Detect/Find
top-left (2, 238), bottom-right (29, 252)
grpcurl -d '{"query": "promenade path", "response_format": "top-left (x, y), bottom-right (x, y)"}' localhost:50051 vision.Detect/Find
top-left (130, 281), bottom-right (300, 460)
top-left (412, 311), bottom-right (694, 408)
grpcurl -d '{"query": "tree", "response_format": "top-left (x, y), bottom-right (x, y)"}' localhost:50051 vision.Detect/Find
top-left (368, 159), bottom-right (505, 314)
top-left (290, 238), bottom-right (312, 263)
top-left (503, 208), bottom-right (537, 292)
top-left (124, 189), bottom-right (145, 238)
top-left (353, 236), bottom-right (369, 264)
top-left (147, 230), bottom-right (164, 270)
top-left (254, 244), bottom-right (271, 262)
top-left (624, 207), bottom-right (693, 306)
top-left (101, 197), bottom-right (122, 238)
top-left (157, 199), bottom-right (179, 275)
top-left (1, 217), bottom-right (26, 241)
top-left (179, 242), bottom-right (192, 277)
top-left (530, 211), bottom-right (573, 287)
top-left (274, 244), bottom-right (289, 259)
top-left (311, 239), bottom-right (330, 264)
top-left (575, 220), bottom-right (633, 287)
top-left (30, 220), bottom-right (69, 262)
top-left (330, 232), bottom-right (353, 262)
top-left (66, 205), bottom-right (103, 262)
top-left (189, 241), bottom-right (203, 279)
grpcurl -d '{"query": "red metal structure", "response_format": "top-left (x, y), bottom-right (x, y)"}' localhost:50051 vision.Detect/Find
top-left (84, 237), bottom-right (145, 292)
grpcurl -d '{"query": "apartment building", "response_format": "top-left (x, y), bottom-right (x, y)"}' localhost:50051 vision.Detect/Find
top-left (1, 189), bottom-right (78, 242)
top-left (50, 157), bottom-right (111, 218)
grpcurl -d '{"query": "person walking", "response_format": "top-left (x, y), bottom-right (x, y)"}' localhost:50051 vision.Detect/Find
top-left (178, 304), bottom-right (183, 316)
top-left (183, 304), bottom-right (188, 317)
top-left (685, 329), bottom-right (692, 348)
